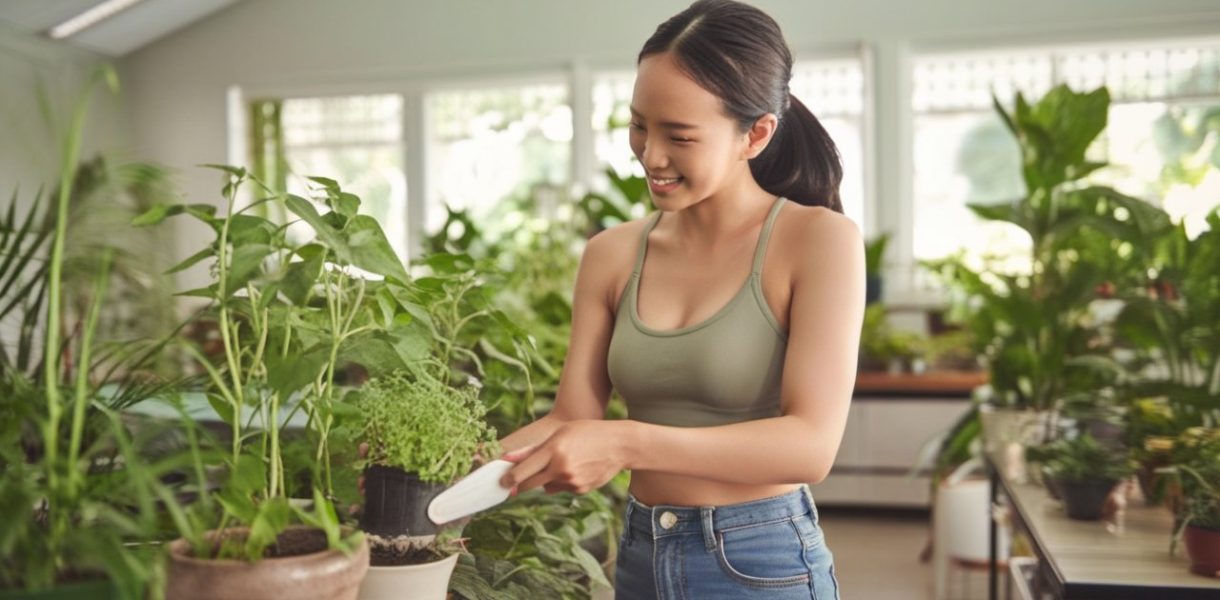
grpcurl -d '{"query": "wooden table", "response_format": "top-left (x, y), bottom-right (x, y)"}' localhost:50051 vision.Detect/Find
top-left (985, 450), bottom-right (1220, 599)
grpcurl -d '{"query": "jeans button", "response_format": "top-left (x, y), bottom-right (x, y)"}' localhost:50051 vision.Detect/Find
top-left (659, 511), bottom-right (677, 529)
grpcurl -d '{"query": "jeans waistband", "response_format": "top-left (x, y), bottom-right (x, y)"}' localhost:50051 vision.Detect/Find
top-left (622, 484), bottom-right (819, 550)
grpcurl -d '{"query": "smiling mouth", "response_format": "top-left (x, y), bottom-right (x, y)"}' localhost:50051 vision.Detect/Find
top-left (649, 175), bottom-right (683, 185)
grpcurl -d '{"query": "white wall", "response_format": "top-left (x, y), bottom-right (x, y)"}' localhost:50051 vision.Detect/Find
top-left (1, 22), bottom-right (130, 200)
top-left (1, 22), bottom-right (131, 355)
top-left (116, 0), bottom-right (1220, 295)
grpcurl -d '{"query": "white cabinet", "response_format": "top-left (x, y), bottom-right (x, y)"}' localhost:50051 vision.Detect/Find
top-left (811, 396), bottom-right (972, 508)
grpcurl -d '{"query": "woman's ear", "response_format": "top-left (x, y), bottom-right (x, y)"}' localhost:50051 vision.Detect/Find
top-left (741, 113), bottom-right (779, 160)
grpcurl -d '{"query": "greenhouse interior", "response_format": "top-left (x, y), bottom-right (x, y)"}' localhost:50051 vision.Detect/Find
top-left (2, 0), bottom-right (1220, 599)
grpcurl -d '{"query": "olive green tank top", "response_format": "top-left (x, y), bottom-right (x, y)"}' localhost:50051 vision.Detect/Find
top-left (606, 196), bottom-right (789, 427)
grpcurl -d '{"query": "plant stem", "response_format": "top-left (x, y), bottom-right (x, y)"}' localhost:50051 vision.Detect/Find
top-left (66, 250), bottom-right (113, 496)
top-left (216, 176), bottom-right (244, 463)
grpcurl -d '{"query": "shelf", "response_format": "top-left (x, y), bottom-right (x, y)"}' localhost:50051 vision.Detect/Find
top-left (985, 450), bottom-right (1220, 599)
top-left (854, 370), bottom-right (986, 397)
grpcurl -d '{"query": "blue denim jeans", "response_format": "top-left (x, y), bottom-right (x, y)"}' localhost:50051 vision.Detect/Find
top-left (614, 483), bottom-right (841, 599)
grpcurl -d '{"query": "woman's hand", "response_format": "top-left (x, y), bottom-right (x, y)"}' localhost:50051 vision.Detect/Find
top-left (498, 419), bottom-right (633, 495)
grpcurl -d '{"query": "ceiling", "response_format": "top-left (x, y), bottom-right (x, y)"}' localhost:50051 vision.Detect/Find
top-left (0, 0), bottom-right (243, 57)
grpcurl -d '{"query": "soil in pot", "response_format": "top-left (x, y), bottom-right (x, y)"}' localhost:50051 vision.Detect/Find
top-left (1184, 525), bottom-right (1220, 578)
top-left (1054, 478), bottom-right (1119, 520)
top-left (367, 534), bottom-right (449, 567)
top-left (361, 465), bottom-right (448, 538)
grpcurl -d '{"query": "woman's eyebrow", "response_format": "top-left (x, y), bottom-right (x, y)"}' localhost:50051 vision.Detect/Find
top-left (629, 106), bottom-right (698, 130)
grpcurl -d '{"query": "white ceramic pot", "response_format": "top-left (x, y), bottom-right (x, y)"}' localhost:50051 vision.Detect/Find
top-left (357, 552), bottom-right (460, 600)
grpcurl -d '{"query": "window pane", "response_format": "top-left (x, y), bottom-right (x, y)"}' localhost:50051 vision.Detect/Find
top-left (791, 59), bottom-right (866, 229)
top-left (912, 111), bottom-right (1030, 275)
top-left (592, 70), bottom-right (645, 190)
top-left (426, 84), bottom-right (571, 239)
top-left (281, 95), bottom-right (408, 258)
top-left (911, 41), bottom-right (1220, 281)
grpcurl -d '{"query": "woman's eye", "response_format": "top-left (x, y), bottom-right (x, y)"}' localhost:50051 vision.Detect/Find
top-left (671, 137), bottom-right (692, 143)
top-left (628, 122), bottom-right (643, 130)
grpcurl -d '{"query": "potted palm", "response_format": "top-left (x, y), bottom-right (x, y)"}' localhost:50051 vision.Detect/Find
top-left (350, 370), bottom-right (499, 600)
top-left (1031, 433), bottom-right (1136, 520)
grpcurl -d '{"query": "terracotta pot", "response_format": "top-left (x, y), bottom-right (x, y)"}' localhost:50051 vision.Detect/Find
top-left (166, 526), bottom-right (369, 600)
top-left (1184, 525), bottom-right (1220, 578)
top-left (358, 552), bottom-right (459, 600)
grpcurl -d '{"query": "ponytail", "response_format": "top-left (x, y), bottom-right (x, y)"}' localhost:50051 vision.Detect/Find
top-left (639, 0), bottom-right (844, 213)
top-left (750, 93), bottom-right (843, 213)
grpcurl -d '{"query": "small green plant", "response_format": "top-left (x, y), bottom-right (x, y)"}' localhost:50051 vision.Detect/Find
top-left (353, 370), bottom-right (500, 484)
top-left (1160, 428), bottom-right (1220, 529)
top-left (1026, 432), bottom-right (1135, 482)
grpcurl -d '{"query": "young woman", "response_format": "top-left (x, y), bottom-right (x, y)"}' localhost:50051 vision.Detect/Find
top-left (495, 1), bottom-right (863, 597)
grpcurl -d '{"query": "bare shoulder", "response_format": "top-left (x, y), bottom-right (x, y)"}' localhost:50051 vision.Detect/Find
top-left (577, 214), bottom-right (654, 309)
top-left (783, 203), bottom-right (863, 259)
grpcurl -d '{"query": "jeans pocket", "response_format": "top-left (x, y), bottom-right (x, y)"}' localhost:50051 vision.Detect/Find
top-left (713, 517), bottom-right (811, 588)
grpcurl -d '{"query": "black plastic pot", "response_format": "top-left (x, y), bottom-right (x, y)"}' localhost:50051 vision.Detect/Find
top-left (361, 464), bottom-right (448, 538)
top-left (1054, 477), bottom-right (1118, 520)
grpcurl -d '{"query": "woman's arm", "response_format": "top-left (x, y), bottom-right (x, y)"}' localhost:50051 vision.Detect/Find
top-left (504, 209), bottom-right (864, 493)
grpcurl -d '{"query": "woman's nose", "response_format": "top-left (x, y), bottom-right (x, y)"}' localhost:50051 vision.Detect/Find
top-left (640, 140), bottom-right (669, 173)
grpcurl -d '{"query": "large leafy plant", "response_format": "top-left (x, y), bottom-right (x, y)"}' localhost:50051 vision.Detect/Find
top-left (925, 85), bottom-right (1171, 412)
top-left (1110, 207), bottom-right (1220, 429)
top-left (135, 168), bottom-right (430, 560)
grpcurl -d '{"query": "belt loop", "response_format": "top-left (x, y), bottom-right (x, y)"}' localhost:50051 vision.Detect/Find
top-left (700, 506), bottom-right (717, 552)
top-left (801, 483), bottom-right (819, 522)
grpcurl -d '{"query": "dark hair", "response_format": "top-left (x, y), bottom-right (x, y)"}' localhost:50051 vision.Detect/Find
top-left (638, 0), bottom-right (843, 212)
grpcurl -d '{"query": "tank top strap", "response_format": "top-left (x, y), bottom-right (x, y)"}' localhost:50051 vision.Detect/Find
top-left (751, 196), bottom-right (786, 275)
top-left (631, 210), bottom-right (665, 276)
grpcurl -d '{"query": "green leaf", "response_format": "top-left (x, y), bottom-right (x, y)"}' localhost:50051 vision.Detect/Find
top-left (201, 164), bottom-right (248, 178)
top-left (206, 393), bottom-right (235, 426)
top-left (174, 284), bottom-right (219, 299)
top-left (245, 498), bottom-right (293, 560)
top-left (281, 253), bottom-right (323, 305)
top-left (336, 192), bottom-right (360, 216)
top-left (266, 346), bottom-right (330, 397)
top-left (131, 203), bottom-right (172, 226)
top-left (225, 243), bottom-right (275, 297)
top-left (306, 176), bottom-right (340, 191)
top-left (344, 215), bottom-right (409, 281)
top-left (166, 246), bottom-right (213, 275)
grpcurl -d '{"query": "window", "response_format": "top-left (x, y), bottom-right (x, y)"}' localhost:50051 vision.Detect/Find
top-left (911, 39), bottom-right (1220, 283)
top-left (425, 83), bottom-right (571, 241)
top-left (790, 58), bottom-right (867, 229)
top-left (278, 94), bottom-right (408, 257)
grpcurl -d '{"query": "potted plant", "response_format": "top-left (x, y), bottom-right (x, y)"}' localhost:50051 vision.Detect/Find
top-left (1158, 428), bottom-right (1220, 577)
top-left (1031, 433), bottom-right (1136, 520)
top-left (864, 232), bottom-right (891, 305)
top-left (349, 370), bottom-right (499, 599)
top-left (136, 168), bottom-right (441, 599)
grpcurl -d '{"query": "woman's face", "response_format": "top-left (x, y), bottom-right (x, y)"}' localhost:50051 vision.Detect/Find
top-left (629, 52), bottom-right (771, 210)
